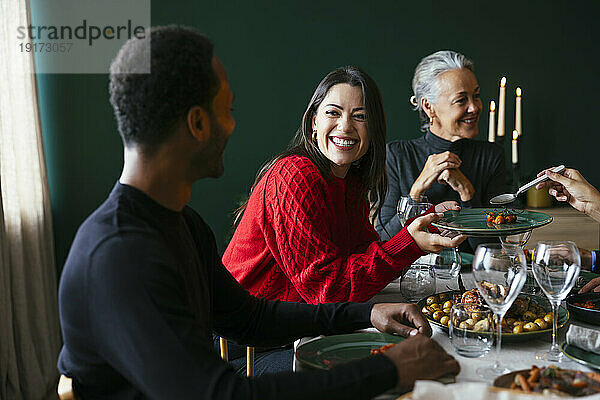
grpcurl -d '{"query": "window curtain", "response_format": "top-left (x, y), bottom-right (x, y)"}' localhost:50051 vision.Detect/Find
top-left (0, 0), bottom-right (61, 398)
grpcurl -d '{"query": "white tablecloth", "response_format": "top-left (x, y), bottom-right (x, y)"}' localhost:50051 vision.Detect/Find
top-left (293, 273), bottom-right (596, 398)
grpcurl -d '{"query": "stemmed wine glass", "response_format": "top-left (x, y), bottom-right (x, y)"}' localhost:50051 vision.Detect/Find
top-left (532, 241), bottom-right (581, 362)
top-left (397, 195), bottom-right (431, 226)
top-left (472, 243), bottom-right (527, 379)
top-left (500, 231), bottom-right (537, 294)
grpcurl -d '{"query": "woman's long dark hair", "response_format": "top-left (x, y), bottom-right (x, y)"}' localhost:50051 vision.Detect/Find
top-left (234, 66), bottom-right (388, 225)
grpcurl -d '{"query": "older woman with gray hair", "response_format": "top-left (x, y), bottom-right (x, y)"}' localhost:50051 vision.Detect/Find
top-left (376, 50), bottom-right (505, 253)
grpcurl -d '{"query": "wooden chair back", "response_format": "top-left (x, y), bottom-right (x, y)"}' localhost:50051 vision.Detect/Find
top-left (219, 338), bottom-right (254, 377)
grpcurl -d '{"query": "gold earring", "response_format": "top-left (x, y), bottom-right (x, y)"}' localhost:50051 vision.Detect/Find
top-left (429, 116), bottom-right (434, 126)
top-left (312, 130), bottom-right (317, 142)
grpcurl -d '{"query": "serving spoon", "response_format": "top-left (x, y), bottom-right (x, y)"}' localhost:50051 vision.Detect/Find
top-left (489, 165), bottom-right (566, 205)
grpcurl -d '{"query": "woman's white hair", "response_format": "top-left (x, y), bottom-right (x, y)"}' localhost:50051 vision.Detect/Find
top-left (411, 50), bottom-right (474, 131)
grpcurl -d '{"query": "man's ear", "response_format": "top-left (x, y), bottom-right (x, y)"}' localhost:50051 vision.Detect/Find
top-left (187, 106), bottom-right (211, 143)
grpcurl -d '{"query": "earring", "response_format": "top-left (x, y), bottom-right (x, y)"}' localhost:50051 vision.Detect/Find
top-left (312, 130), bottom-right (317, 142)
top-left (429, 116), bottom-right (434, 126)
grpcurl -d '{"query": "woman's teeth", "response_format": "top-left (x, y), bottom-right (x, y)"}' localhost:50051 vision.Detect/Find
top-left (330, 137), bottom-right (358, 147)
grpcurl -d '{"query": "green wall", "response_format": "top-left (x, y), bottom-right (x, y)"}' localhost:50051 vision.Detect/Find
top-left (34, 0), bottom-right (600, 273)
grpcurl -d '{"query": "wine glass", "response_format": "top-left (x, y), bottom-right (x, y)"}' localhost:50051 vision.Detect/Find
top-left (500, 231), bottom-right (537, 294)
top-left (532, 241), bottom-right (581, 362)
top-left (397, 195), bottom-right (429, 226)
top-left (472, 243), bottom-right (527, 378)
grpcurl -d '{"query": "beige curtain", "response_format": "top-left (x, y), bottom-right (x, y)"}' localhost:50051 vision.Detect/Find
top-left (0, 1), bottom-right (61, 399)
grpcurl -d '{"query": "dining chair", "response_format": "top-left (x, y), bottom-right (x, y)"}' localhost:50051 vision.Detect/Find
top-left (58, 374), bottom-right (80, 400)
top-left (219, 337), bottom-right (255, 377)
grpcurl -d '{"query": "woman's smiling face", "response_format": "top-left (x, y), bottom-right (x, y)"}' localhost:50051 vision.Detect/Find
top-left (430, 68), bottom-right (482, 141)
top-left (312, 83), bottom-right (370, 178)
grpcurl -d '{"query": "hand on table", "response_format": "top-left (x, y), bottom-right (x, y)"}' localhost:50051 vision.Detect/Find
top-left (535, 167), bottom-right (600, 222)
top-left (406, 212), bottom-right (467, 253)
top-left (382, 334), bottom-right (460, 391)
top-left (370, 303), bottom-right (432, 337)
top-left (580, 276), bottom-right (600, 293)
top-left (410, 152), bottom-right (462, 198)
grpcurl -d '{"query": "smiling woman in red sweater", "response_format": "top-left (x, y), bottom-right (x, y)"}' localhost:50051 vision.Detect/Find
top-left (223, 66), bottom-right (465, 304)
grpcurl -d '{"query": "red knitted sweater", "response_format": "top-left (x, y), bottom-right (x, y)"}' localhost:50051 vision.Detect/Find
top-left (222, 155), bottom-right (425, 304)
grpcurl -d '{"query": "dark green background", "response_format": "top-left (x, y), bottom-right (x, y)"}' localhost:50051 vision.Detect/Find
top-left (33, 1), bottom-right (600, 273)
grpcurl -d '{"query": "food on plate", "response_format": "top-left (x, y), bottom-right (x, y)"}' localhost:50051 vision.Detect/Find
top-left (370, 343), bottom-right (395, 355)
top-left (485, 209), bottom-right (518, 224)
top-left (573, 300), bottom-right (600, 310)
top-left (509, 365), bottom-right (600, 396)
top-left (424, 289), bottom-right (554, 334)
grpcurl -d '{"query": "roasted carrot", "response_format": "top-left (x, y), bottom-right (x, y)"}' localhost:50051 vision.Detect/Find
top-left (516, 374), bottom-right (531, 392)
top-left (527, 367), bottom-right (540, 384)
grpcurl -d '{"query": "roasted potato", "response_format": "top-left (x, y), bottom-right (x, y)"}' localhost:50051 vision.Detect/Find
top-left (440, 316), bottom-right (450, 326)
top-left (432, 311), bottom-right (445, 321)
top-left (459, 321), bottom-right (473, 329)
top-left (534, 318), bottom-right (548, 330)
top-left (426, 296), bottom-right (438, 306)
top-left (523, 322), bottom-right (540, 332)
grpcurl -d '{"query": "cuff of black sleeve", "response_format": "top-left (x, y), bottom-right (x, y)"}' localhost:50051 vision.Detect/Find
top-left (459, 200), bottom-right (473, 208)
top-left (592, 250), bottom-right (600, 273)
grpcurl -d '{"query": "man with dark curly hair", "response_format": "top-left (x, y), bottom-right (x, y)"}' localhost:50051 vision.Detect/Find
top-left (56, 26), bottom-right (459, 399)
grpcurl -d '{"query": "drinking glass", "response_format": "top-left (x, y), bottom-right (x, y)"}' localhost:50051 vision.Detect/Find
top-left (472, 243), bottom-right (527, 378)
top-left (500, 231), bottom-right (538, 294)
top-left (449, 303), bottom-right (494, 358)
top-left (397, 195), bottom-right (430, 226)
top-left (418, 248), bottom-right (462, 280)
top-left (500, 231), bottom-right (532, 248)
top-left (532, 241), bottom-right (581, 362)
top-left (400, 264), bottom-right (436, 302)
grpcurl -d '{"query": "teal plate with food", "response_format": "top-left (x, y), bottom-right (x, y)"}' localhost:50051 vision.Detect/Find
top-left (431, 208), bottom-right (553, 237)
top-left (417, 290), bottom-right (568, 342)
top-left (295, 332), bottom-right (405, 370)
top-left (562, 343), bottom-right (600, 371)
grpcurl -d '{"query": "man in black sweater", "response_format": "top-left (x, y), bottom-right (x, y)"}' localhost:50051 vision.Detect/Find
top-left (57, 26), bottom-right (459, 399)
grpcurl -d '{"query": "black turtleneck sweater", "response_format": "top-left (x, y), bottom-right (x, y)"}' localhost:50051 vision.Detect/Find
top-left (376, 131), bottom-right (505, 253)
top-left (57, 183), bottom-right (397, 400)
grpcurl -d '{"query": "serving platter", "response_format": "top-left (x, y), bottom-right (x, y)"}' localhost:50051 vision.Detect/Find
top-left (494, 367), bottom-right (600, 397)
top-left (431, 208), bottom-right (552, 237)
top-left (295, 332), bottom-right (404, 370)
top-left (416, 290), bottom-right (569, 342)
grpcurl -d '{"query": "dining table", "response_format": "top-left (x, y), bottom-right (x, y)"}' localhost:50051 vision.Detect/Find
top-left (293, 270), bottom-right (599, 399)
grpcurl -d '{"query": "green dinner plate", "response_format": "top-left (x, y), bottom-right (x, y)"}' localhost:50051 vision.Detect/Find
top-left (561, 343), bottom-right (600, 371)
top-left (431, 208), bottom-right (553, 237)
top-left (296, 332), bottom-right (405, 370)
top-left (417, 290), bottom-right (569, 342)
